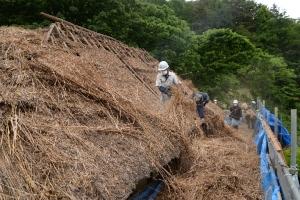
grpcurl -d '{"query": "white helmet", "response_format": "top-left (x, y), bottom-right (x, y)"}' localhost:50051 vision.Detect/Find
top-left (233, 99), bottom-right (238, 104)
top-left (158, 61), bottom-right (169, 71)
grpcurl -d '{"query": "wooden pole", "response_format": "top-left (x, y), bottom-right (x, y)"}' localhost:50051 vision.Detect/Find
top-left (275, 107), bottom-right (279, 138)
top-left (40, 12), bottom-right (119, 42)
top-left (291, 109), bottom-right (298, 174)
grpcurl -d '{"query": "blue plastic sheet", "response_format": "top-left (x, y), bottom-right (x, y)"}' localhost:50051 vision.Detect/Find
top-left (255, 117), bottom-right (281, 200)
top-left (131, 180), bottom-right (163, 200)
top-left (260, 107), bottom-right (291, 147)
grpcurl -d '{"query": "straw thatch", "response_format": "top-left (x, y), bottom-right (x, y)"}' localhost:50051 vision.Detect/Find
top-left (0, 22), bottom-right (261, 200)
top-left (0, 26), bottom-right (187, 199)
top-left (157, 105), bottom-right (262, 200)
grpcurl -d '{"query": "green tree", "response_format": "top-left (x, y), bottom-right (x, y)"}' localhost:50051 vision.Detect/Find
top-left (246, 52), bottom-right (300, 109)
top-left (88, 1), bottom-right (194, 65)
top-left (1, 0), bottom-right (299, 112)
top-left (177, 29), bottom-right (257, 100)
top-left (0, 0), bottom-right (47, 26)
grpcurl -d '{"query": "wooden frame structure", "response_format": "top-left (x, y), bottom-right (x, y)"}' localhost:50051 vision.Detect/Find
top-left (40, 12), bottom-right (159, 98)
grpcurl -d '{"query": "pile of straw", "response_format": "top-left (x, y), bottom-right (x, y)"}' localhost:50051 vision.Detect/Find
top-left (158, 131), bottom-right (262, 199)
top-left (158, 107), bottom-right (261, 199)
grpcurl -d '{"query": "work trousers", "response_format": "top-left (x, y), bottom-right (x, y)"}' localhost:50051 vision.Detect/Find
top-left (197, 105), bottom-right (205, 119)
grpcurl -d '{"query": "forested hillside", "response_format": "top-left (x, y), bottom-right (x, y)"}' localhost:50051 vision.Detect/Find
top-left (1, 0), bottom-right (299, 114)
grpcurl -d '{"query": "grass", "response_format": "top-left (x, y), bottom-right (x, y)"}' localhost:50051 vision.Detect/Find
top-left (283, 148), bottom-right (300, 167)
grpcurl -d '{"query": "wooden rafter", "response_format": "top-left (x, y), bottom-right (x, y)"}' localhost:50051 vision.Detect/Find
top-left (41, 12), bottom-right (159, 98)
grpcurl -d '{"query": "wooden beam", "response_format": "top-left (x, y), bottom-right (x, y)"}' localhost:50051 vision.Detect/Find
top-left (45, 23), bottom-right (55, 42)
top-left (82, 37), bottom-right (92, 47)
top-left (117, 55), bottom-right (159, 98)
top-left (68, 31), bottom-right (77, 42)
top-left (56, 23), bottom-right (68, 38)
top-left (94, 39), bottom-right (104, 49)
top-left (52, 24), bottom-right (63, 37)
top-left (101, 39), bottom-right (113, 52)
top-left (40, 12), bottom-right (119, 42)
top-left (262, 119), bottom-right (286, 161)
top-left (40, 12), bottom-right (159, 99)
top-left (88, 38), bottom-right (99, 48)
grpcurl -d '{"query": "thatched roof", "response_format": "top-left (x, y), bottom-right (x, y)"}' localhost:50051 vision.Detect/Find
top-left (0, 26), bottom-right (185, 199)
top-left (0, 20), bottom-right (262, 200)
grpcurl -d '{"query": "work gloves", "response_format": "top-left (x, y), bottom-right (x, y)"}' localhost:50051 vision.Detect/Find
top-left (196, 100), bottom-right (208, 107)
top-left (158, 86), bottom-right (172, 96)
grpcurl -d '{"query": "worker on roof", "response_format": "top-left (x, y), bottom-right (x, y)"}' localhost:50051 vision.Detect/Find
top-left (251, 100), bottom-right (257, 110)
top-left (193, 91), bottom-right (209, 124)
top-left (245, 104), bottom-right (256, 129)
top-left (213, 99), bottom-right (218, 105)
top-left (229, 99), bottom-right (242, 129)
top-left (155, 61), bottom-right (181, 103)
top-left (241, 102), bottom-right (248, 111)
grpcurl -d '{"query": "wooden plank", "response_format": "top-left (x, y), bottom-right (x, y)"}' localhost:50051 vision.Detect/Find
top-left (95, 35), bottom-right (104, 43)
top-left (86, 34), bottom-right (101, 48)
top-left (58, 22), bottom-right (68, 31)
top-left (68, 31), bottom-right (77, 42)
top-left (41, 12), bottom-right (159, 99)
top-left (82, 37), bottom-right (92, 47)
top-left (94, 39), bottom-right (104, 49)
top-left (41, 12), bottom-right (120, 42)
top-left (41, 13), bottom-right (155, 61)
top-left (110, 47), bottom-right (118, 55)
top-left (262, 119), bottom-right (286, 161)
top-left (88, 38), bottom-right (99, 48)
top-left (55, 23), bottom-right (67, 37)
top-left (59, 23), bottom-right (77, 42)
top-left (52, 24), bottom-right (63, 37)
top-left (102, 39), bottom-right (116, 54)
top-left (45, 23), bottom-right (55, 42)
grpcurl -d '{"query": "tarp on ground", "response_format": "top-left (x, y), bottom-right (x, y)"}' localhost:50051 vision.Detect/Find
top-left (131, 180), bottom-right (163, 200)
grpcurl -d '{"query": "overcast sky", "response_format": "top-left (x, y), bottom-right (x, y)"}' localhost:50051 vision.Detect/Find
top-left (254, 0), bottom-right (299, 19)
top-left (186, 0), bottom-right (300, 19)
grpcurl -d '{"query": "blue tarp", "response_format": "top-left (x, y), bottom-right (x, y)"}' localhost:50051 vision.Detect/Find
top-left (131, 180), bottom-right (163, 200)
top-left (255, 118), bottom-right (281, 200)
top-left (260, 107), bottom-right (291, 147)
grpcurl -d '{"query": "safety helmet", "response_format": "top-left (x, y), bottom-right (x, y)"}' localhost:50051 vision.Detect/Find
top-left (192, 92), bottom-right (202, 102)
top-left (158, 61), bottom-right (169, 71)
top-left (233, 99), bottom-right (238, 104)
top-left (251, 100), bottom-right (256, 104)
